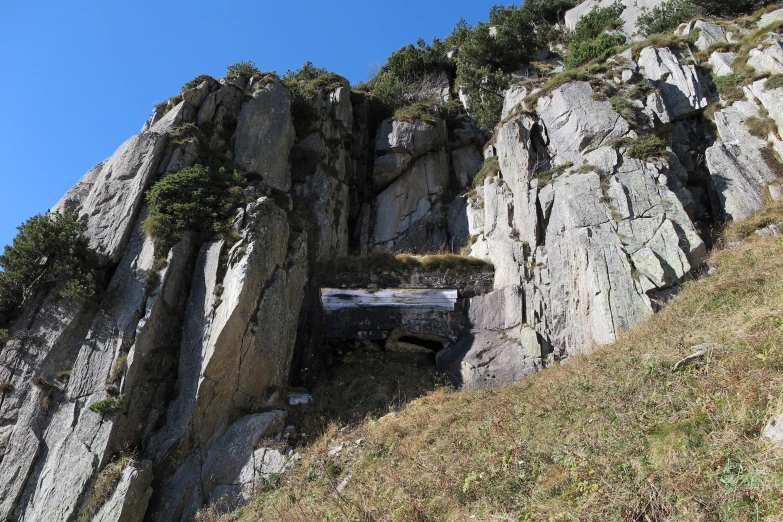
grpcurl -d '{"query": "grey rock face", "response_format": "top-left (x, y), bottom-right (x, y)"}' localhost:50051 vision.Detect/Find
top-left (370, 150), bottom-right (450, 250)
top-left (706, 102), bottom-right (779, 220)
top-left (638, 47), bottom-right (709, 119)
top-left (564, 0), bottom-right (664, 38)
top-left (749, 80), bottom-right (783, 135)
top-left (373, 118), bottom-right (442, 189)
top-left (92, 461), bottom-right (154, 522)
top-left (437, 287), bottom-right (541, 388)
top-left (536, 82), bottom-right (630, 164)
top-left (691, 20), bottom-right (727, 50)
top-left (474, 111), bottom-right (703, 359)
top-left (234, 82), bottom-right (295, 192)
top-left (501, 84), bottom-right (528, 120)
top-left (52, 132), bottom-right (167, 264)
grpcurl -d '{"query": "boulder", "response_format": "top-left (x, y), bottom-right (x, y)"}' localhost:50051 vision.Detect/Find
top-left (691, 20), bottom-right (727, 51)
top-left (452, 145), bottom-right (483, 188)
top-left (760, 7), bottom-right (783, 27)
top-left (536, 81), bottom-right (630, 164)
top-left (638, 47), bottom-right (709, 119)
top-left (749, 79), bottom-right (783, 135)
top-left (501, 84), bottom-right (528, 120)
top-left (747, 33), bottom-right (783, 75)
top-left (709, 51), bottom-right (737, 77)
top-left (234, 82), bottom-right (295, 192)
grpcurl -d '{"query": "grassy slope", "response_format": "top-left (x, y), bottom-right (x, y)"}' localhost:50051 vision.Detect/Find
top-left (209, 202), bottom-right (783, 521)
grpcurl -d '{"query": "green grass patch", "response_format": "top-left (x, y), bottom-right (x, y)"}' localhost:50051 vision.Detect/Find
top-left (473, 156), bottom-right (500, 187)
top-left (393, 102), bottom-right (438, 124)
top-left (765, 74), bottom-right (783, 90)
top-left (88, 395), bottom-right (126, 415)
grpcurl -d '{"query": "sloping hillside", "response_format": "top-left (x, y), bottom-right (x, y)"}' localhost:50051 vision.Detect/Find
top-left (211, 202), bottom-right (783, 521)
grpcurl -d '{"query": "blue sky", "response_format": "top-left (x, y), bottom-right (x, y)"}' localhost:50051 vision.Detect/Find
top-left (0, 0), bottom-right (498, 251)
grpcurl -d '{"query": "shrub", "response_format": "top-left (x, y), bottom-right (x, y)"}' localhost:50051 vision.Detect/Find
top-left (88, 395), bottom-right (126, 415)
top-left (226, 60), bottom-right (260, 79)
top-left (0, 211), bottom-right (98, 328)
top-left (473, 157), bottom-right (500, 187)
top-left (566, 32), bottom-right (627, 69)
top-left (636, 0), bottom-right (696, 37)
top-left (618, 135), bottom-right (669, 159)
top-left (0, 382), bottom-right (12, 393)
top-left (693, 0), bottom-right (776, 15)
top-left (393, 102), bottom-right (438, 124)
top-left (143, 165), bottom-right (245, 248)
top-left (168, 122), bottom-right (202, 145)
top-left (714, 73), bottom-right (747, 103)
top-left (182, 74), bottom-right (214, 91)
top-left (746, 115), bottom-right (778, 138)
top-left (610, 95), bottom-right (631, 113)
top-left (283, 62), bottom-right (347, 126)
top-left (765, 74), bottom-right (783, 90)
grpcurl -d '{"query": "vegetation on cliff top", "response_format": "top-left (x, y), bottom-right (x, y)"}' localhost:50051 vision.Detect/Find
top-left (205, 201), bottom-right (783, 521)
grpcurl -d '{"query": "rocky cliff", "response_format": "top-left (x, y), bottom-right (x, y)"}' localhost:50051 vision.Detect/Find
top-left (1, 1), bottom-right (782, 520)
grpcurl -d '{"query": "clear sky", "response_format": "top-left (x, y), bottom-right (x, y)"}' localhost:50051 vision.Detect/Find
top-left (0, 0), bottom-right (498, 251)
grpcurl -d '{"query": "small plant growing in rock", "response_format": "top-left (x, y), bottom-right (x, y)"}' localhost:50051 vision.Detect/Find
top-left (107, 353), bottom-right (128, 384)
top-left (473, 157), bottom-right (500, 187)
top-left (88, 395), bottom-right (126, 415)
top-left (393, 102), bottom-right (439, 124)
top-left (618, 135), bottom-right (669, 160)
top-left (226, 60), bottom-right (260, 79)
top-left (714, 73), bottom-right (748, 104)
top-left (79, 452), bottom-right (136, 522)
top-left (745, 115), bottom-right (778, 139)
top-left (0, 382), bottom-right (13, 393)
top-left (764, 74), bottom-right (783, 90)
top-left (182, 74), bottom-right (215, 91)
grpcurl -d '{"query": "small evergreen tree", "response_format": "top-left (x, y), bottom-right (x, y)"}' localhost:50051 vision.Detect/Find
top-left (0, 210), bottom-right (97, 326)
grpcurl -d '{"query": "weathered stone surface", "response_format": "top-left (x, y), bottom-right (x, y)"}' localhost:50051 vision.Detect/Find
top-left (148, 198), bottom-right (307, 521)
top-left (376, 119), bottom-right (439, 154)
top-left (760, 7), bottom-right (783, 27)
top-left (51, 133), bottom-right (167, 264)
top-left (437, 287), bottom-right (541, 388)
top-left (709, 51), bottom-right (737, 77)
top-left (638, 47), bottom-right (709, 119)
top-left (295, 167), bottom-right (349, 262)
top-left (150, 101), bottom-right (196, 134)
top-left (536, 82), bottom-right (629, 164)
top-left (200, 412), bottom-right (287, 508)
top-left (234, 82), bottom-right (295, 192)
top-left (370, 151), bottom-right (450, 250)
top-left (181, 80), bottom-right (212, 109)
top-left (706, 102), bottom-right (779, 220)
top-left (747, 33), bottom-right (783, 75)
top-left (92, 461), bottom-right (154, 522)
top-left (452, 145), bottom-right (483, 188)
top-left (501, 84), bottom-right (528, 119)
top-left (749, 79), bottom-right (783, 135)
top-left (691, 20), bottom-right (727, 50)
top-left (197, 84), bottom-right (245, 152)
top-left (762, 413), bottom-right (783, 444)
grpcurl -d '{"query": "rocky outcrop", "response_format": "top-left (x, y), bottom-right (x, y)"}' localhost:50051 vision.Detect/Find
top-left (536, 82), bottom-right (630, 164)
top-left (92, 461), bottom-right (153, 522)
top-left (638, 47), bottom-right (709, 120)
top-left (706, 102), bottom-right (780, 220)
top-left (747, 33), bottom-right (783, 76)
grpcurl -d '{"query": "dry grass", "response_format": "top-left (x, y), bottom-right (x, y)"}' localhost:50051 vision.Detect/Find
top-left (107, 353), bottom-right (128, 384)
top-left (217, 201), bottom-right (783, 522)
top-left (319, 250), bottom-right (493, 276)
top-left (79, 453), bottom-right (135, 522)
